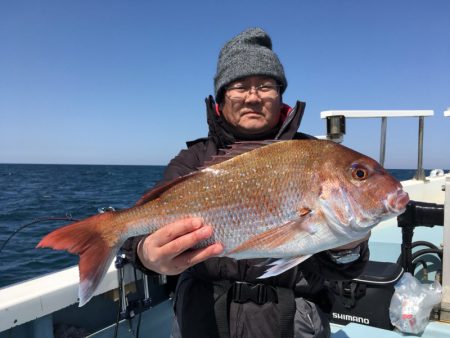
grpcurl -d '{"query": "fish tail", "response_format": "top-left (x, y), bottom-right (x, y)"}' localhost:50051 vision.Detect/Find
top-left (37, 212), bottom-right (121, 306)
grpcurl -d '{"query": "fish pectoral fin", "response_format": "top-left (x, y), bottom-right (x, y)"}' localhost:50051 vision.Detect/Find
top-left (229, 218), bottom-right (311, 255)
top-left (257, 255), bottom-right (312, 279)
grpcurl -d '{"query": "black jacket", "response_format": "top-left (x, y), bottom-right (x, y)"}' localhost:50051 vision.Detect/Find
top-left (123, 97), bottom-right (369, 338)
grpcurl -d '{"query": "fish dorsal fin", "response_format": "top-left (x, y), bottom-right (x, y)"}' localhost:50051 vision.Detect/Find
top-left (200, 140), bottom-right (281, 169)
top-left (134, 171), bottom-right (198, 206)
top-left (136, 140), bottom-right (282, 205)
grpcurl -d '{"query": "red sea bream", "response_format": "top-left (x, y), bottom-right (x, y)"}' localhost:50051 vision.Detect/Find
top-left (38, 139), bottom-right (409, 305)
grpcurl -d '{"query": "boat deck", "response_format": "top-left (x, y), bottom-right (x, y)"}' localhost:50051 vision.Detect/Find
top-left (331, 321), bottom-right (450, 338)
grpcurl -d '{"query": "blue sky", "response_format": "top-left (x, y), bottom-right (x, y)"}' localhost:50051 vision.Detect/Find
top-left (1, 0), bottom-right (449, 169)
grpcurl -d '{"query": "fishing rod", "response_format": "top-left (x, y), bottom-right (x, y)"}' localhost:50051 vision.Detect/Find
top-left (0, 216), bottom-right (79, 255)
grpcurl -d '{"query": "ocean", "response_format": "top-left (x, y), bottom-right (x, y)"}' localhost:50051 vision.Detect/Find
top-left (0, 164), bottom-right (428, 288)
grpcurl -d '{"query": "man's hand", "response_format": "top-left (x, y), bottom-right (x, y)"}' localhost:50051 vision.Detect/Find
top-left (137, 217), bottom-right (224, 275)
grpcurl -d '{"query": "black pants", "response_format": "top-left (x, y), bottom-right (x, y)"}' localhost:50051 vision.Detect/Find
top-left (172, 276), bottom-right (330, 338)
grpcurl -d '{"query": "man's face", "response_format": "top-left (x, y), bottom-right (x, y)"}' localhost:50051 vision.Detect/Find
top-left (219, 76), bottom-right (282, 135)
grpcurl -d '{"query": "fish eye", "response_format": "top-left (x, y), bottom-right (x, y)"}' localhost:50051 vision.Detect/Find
top-left (352, 167), bottom-right (368, 180)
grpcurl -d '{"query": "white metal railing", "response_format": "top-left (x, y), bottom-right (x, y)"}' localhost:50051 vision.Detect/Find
top-left (0, 261), bottom-right (136, 332)
top-left (320, 110), bottom-right (434, 180)
top-left (442, 177), bottom-right (450, 321)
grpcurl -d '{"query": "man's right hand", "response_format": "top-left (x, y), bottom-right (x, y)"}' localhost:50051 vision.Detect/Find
top-left (136, 217), bottom-right (224, 275)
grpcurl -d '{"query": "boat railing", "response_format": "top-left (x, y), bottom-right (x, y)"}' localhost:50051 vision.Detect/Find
top-left (442, 177), bottom-right (450, 321)
top-left (320, 110), bottom-right (434, 180)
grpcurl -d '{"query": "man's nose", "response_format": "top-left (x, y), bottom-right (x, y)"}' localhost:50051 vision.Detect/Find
top-left (244, 88), bottom-right (262, 103)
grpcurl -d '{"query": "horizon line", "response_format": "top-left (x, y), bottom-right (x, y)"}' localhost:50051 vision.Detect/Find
top-left (0, 162), bottom-right (166, 167)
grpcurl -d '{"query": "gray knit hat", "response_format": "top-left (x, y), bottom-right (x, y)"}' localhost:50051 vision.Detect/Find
top-left (214, 27), bottom-right (287, 102)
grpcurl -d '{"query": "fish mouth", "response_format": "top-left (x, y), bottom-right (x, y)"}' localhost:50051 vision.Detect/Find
top-left (386, 189), bottom-right (410, 214)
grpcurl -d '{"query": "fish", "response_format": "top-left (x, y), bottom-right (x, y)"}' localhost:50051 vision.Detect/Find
top-left (37, 139), bottom-right (409, 306)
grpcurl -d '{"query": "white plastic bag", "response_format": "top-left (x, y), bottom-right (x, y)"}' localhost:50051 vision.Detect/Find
top-left (389, 272), bottom-right (442, 334)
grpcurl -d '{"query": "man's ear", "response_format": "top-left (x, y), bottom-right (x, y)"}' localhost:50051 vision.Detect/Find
top-left (216, 102), bottom-right (223, 116)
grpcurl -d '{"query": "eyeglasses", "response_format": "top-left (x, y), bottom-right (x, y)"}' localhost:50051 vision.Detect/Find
top-left (225, 83), bottom-right (281, 102)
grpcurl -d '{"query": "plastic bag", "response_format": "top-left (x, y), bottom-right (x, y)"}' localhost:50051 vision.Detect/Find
top-left (389, 272), bottom-right (442, 334)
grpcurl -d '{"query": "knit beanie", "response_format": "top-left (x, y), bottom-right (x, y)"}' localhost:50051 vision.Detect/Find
top-left (214, 28), bottom-right (287, 102)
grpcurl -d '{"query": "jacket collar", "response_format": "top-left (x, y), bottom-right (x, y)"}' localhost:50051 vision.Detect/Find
top-left (205, 95), bottom-right (306, 147)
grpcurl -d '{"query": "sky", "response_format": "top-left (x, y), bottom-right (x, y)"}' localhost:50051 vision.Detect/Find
top-left (1, 0), bottom-right (449, 169)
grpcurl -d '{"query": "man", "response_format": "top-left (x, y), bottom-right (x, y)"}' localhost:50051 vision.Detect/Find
top-left (123, 28), bottom-right (369, 338)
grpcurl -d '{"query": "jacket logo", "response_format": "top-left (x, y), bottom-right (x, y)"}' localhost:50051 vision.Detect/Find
top-left (332, 312), bottom-right (370, 325)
